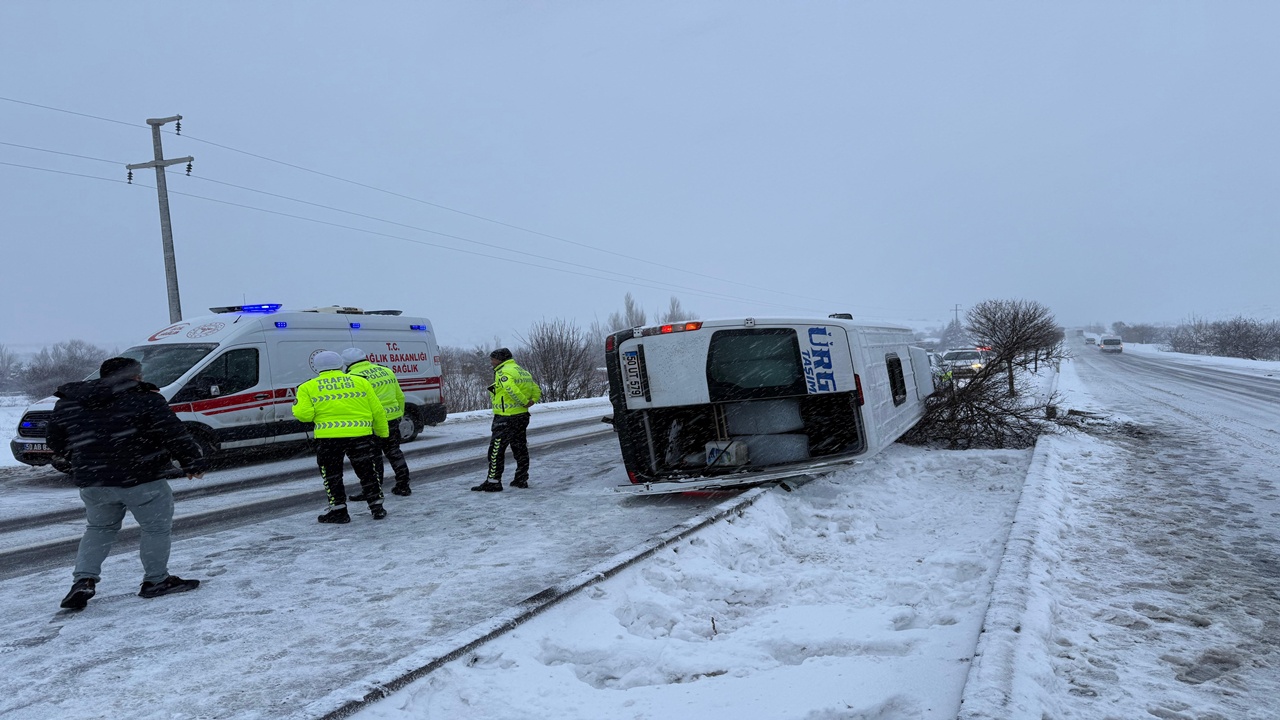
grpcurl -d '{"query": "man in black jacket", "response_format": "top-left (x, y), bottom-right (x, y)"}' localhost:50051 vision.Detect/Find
top-left (47, 356), bottom-right (207, 610)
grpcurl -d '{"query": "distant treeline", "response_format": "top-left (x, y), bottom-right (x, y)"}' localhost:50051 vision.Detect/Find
top-left (1096, 317), bottom-right (1280, 361)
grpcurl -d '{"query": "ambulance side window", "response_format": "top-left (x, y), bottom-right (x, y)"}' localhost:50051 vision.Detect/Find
top-left (172, 348), bottom-right (260, 402)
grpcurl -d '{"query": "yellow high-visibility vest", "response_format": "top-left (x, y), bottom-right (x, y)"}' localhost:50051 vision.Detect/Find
top-left (292, 370), bottom-right (388, 438)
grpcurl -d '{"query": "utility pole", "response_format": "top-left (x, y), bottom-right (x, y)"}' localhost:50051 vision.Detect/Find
top-left (127, 115), bottom-right (193, 324)
top-left (951, 304), bottom-right (963, 325)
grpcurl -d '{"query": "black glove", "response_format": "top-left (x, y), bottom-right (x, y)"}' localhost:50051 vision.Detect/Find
top-left (52, 454), bottom-right (73, 474)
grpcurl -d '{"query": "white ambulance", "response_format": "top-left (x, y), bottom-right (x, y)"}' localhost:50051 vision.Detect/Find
top-left (10, 304), bottom-right (447, 468)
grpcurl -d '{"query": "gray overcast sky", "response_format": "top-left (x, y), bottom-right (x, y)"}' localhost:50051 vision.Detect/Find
top-left (2, 1), bottom-right (1278, 351)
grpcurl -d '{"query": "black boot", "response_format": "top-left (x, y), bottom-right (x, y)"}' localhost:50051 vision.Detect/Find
top-left (470, 481), bottom-right (503, 492)
top-left (391, 482), bottom-right (412, 496)
top-left (60, 578), bottom-right (97, 610)
top-left (370, 504), bottom-right (387, 520)
top-left (318, 506), bottom-right (351, 524)
top-left (138, 575), bottom-right (200, 598)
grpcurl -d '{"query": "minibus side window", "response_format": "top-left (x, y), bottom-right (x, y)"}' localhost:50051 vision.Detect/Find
top-left (886, 353), bottom-right (907, 406)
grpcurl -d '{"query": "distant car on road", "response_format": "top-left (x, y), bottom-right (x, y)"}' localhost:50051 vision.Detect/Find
top-left (1099, 336), bottom-right (1124, 353)
top-left (940, 349), bottom-right (987, 378)
top-left (1085, 337), bottom-right (1097, 345)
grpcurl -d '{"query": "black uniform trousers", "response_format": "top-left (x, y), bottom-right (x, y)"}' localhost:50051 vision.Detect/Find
top-left (486, 413), bottom-right (531, 483)
top-left (376, 423), bottom-right (411, 486)
top-left (316, 436), bottom-right (382, 507)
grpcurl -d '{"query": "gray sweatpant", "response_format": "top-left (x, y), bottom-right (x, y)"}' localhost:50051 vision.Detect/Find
top-left (74, 481), bottom-right (174, 585)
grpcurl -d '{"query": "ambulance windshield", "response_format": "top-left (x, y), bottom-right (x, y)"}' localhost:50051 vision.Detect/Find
top-left (120, 343), bottom-right (219, 388)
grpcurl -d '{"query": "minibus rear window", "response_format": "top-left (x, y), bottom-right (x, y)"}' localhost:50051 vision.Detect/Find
top-left (706, 329), bottom-right (806, 401)
top-left (120, 343), bottom-right (219, 388)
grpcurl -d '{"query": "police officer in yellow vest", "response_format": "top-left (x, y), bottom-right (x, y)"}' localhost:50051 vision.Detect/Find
top-left (472, 348), bottom-right (542, 492)
top-left (341, 347), bottom-right (413, 497)
top-left (292, 351), bottom-right (389, 523)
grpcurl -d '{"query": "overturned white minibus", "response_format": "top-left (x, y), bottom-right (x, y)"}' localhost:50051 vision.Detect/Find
top-left (604, 315), bottom-right (934, 493)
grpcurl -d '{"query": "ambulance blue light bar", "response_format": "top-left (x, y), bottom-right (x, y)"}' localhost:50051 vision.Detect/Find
top-left (410, 324), bottom-right (426, 331)
top-left (350, 322), bottom-right (361, 329)
top-left (210, 303), bottom-right (282, 314)
top-left (275, 322), bottom-right (288, 328)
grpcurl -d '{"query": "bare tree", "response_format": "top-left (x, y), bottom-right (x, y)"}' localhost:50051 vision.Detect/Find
top-left (439, 344), bottom-right (496, 412)
top-left (937, 318), bottom-right (968, 350)
top-left (20, 340), bottom-right (109, 400)
top-left (516, 318), bottom-right (605, 402)
top-left (657, 296), bottom-right (696, 323)
top-left (606, 292), bottom-right (647, 333)
top-left (903, 299), bottom-right (1066, 449)
top-left (966, 299), bottom-right (1064, 396)
top-left (0, 344), bottom-right (20, 393)
top-left (1112, 322), bottom-right (1166, 344)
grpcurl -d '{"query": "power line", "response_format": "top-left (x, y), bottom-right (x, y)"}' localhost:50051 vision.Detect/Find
top-left (0, 140), bottom-right (124, 165)
top-left (1, 98), bottom-right (951, 321)
top-left (0, 160), bottom-right (128, 184)
top-left (0, 159), bottom-right (822, 312)
top-left (0, 158), bottom-right (945, 321)
top-left (178, 172), bottom-right (788, 306)
top-left (0, 94), bottom-right (850, 308)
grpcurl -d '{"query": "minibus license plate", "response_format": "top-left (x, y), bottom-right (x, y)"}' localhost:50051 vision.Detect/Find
top-left (622, 350), bottom-right (644, 398)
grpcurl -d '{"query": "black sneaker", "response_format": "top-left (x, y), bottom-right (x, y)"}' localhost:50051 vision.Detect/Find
top-left (139, 575), bottom-right (200, 599)
top-left (471, 481), bottom-right (503, 492)
top-left (391, 483), bottom-right (412, 496)
top-left (371, 504), bottom-right (387, 520)
top-left (510, 479), bottom-right (529, 489)
top-left (60, 578), bottom-right (97, 610)
top-left (318, 507), bottom-right (351, 524)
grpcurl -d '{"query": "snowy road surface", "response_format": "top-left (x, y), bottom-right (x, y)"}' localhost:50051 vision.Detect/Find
top-left (961, 345), bottom-right (1280, 719)
top-left (1, 348), bottom-right (1278, 719)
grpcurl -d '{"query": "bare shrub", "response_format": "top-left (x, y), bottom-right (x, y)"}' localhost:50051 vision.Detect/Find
top-left (517, 318), bottom-right (605, 403)
top-left (439, 345), bottom-right (496, 412)
top-left (901, 373), bottom-right (1062, 449)
top-left (1111, 322), bottom-right (1166, 344)
top-left (19, 340), bottom-right (109, 400)
top-left (0, 344), bottom-right (20, 393)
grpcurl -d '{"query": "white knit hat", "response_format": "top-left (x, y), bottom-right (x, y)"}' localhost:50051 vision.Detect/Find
top-left (340, 347), bottom-right (367, 366)
top-left (313, 351), bottom-right (344, 372)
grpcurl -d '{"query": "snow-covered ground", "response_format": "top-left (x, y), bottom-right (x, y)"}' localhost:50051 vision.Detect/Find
top-left (0, 395), bottom-right (28, 468)
top-left (2, 348), bottom-right (1277, 719)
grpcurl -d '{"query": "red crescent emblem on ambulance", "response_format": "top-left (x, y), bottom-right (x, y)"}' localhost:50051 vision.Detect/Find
top-left (148, 323), bottom-right (189, 342)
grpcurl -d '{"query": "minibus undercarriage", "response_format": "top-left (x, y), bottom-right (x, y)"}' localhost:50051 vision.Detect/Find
top-left (622, 392), bottom-right (866, 482)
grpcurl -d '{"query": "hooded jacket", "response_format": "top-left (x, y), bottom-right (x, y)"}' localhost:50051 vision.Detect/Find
top-left (345, 360), bottom-right (405, 421)
top-left (489, 359), bottom-right (541, 416)
top-left (46, 377), bottom-right (206, 488)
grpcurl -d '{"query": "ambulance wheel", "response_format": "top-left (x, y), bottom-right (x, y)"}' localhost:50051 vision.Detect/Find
top-left (398, 411), bottom-right (420, 443)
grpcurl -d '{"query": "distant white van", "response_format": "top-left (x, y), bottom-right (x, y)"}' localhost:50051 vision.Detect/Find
top-left (1098, 335), bottom-right (1124, 353)
top-left (10, 304), bottom-right (447, 468)
top-left (603, 315), bottom-right (931, 493)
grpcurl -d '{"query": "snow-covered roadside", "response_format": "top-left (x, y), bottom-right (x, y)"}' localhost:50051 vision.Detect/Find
top-left (1101, 342), bottom-right (1280, 379)
top-left (0, 396), bottom-right (28, 468)
top-left (351, 445), bottom-right (1034, 720)
top-left (962, 353), bottom-right (1280, 720)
